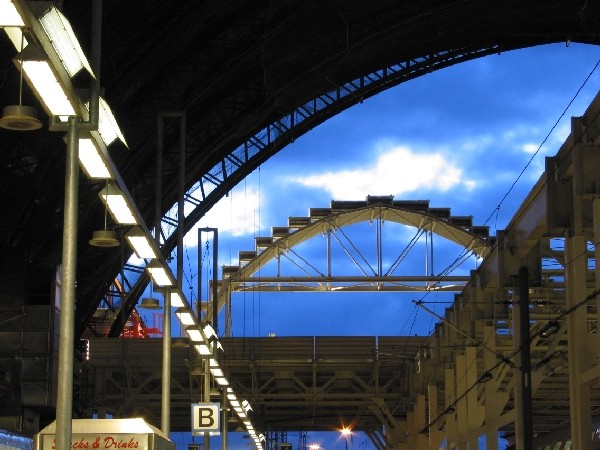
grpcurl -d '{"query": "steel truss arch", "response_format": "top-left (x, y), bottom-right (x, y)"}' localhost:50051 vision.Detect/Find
top-left (205, 198), bottom-right (494, 324)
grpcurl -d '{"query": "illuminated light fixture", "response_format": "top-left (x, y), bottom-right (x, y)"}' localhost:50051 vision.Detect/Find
top-left (0, 0), bottom-right (24, 26)
top-left (242, 399), bottom-right (252, 413)
top-left (38, 6), bottom-right (94, 78)
top-left (227, 393), bottom-right (236, 401)
top-left (170, 290), bottom-right (185, 308)
top-left (195, 343), bottom-right (212, 356)
top-left (215, 377), bottom-right (229, 386)
top-left (125, 226), bottom-right (157, 259)
top-left (79, 138), bottom-right (111, 178)
top-left (201, 321), bottom-right (223, 351)
top-left (0, 31), bottom-right (42, 131)
top-left (84, 98), bottom-right (127, 147)
top-left (98, 182), bottom-right (137, 225)
top-left (175, 307), bottom-right (195, 326)
top-left (146, 259), bottom-right (173, 287)
top-left (21, 57), bottom-right (77, 117)
top-left (202, 322), bottom-right (217, 340)
top-left (540, 319), bottom-right (560, 338)
top-left (184, 326), bottom-right (203, 342)
top-left (210, 367), bottom-right (224, 377)
top-left (97, 97), bottom-right (127, 147)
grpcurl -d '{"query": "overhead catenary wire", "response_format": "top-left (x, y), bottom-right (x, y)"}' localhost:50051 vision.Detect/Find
top-left (483, 57), bottom-right (600, 230)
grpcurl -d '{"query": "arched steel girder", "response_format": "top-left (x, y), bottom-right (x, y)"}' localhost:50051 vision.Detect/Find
top-left (107, 45), bottom-right (504, 337)
top-left (204, 200), bottom-right (493, 324)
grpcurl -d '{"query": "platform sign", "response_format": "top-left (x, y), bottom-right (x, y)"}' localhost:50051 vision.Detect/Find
top-left (191, 403), bottom-right (220, 433)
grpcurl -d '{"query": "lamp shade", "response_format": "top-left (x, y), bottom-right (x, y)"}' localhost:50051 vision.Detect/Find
top-left (0, 105), bottom-right (42, 131)
top-left (139, 297), bottom-right (161, 309)
top-left (89, 229), bottom-right (119, 247)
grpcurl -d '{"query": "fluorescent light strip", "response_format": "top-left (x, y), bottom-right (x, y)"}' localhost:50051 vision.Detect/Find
top-left (175, 308), bottom-right (195, 326)
top-left (195, 343), bottom-right (212, 356)
top-left (215, 377), bottom-right (229, 386)
top-left (170, 291), bottom-right (185, 308)
top-left (146, 260), bottom-right (173, 286)
top-left (210, 368), bottom-right (224, 377)
top-left (0, 0), bottom-right (24, 26)
top-left (39, 6), bottom-right (94, 78)
top-left (98, 97), bottom-right (127, 147)
top-left (185, 327), bottom-right (202, 342)
top-left (202, 322), bottom-right (217, 340)
top-left (126, 235), bottom-right (156, 259)
top-left (79, 138), bottom-right (111, 178)
top-left (22, 60), bottom-right (76, 117)
top-left (105, 194), bottom-right (137, 224)
top-left (125, 227), bottom-right (157, 259)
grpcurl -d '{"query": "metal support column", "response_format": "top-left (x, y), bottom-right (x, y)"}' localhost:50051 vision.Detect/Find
top-left (198, 228), bottom-right (219, 333)
top-left (204, 359), bottom-right (211, 450)
top-left (55, 116), bottom-right (79, 450)
top-left (161, 287), bottom-right (171, 435)
top-left (221, 388), bottom-right (228, 450)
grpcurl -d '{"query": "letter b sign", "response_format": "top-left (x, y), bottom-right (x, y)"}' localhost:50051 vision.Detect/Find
top-left (191, 403), bottom-right (220, 432)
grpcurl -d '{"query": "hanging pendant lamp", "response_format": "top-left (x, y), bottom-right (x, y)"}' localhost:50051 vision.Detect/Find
top-left (90, 181), bottom-right (120, 247)
top-left (139, 282), bottom-right (161, 309)
top-left (0, 30), bottom-right (42, 131)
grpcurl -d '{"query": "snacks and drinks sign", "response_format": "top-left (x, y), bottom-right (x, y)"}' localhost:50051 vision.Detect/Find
top-left (42, 434), bottom-right (145, 450)
top-left (34, 418), bottom-right (174, 450)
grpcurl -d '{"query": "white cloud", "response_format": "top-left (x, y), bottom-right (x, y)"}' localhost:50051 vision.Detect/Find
top-left (522, 143), bottom-right (539, 154)
top-left (290, 145), bottom-right (472, 199)
top-left (184, 186), bottom-right (265, 247)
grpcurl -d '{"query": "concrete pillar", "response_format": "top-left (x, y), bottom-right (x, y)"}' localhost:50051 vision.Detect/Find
top-left (565, 234), bottom-right (593, 450)
top-left (427, 384), bottom-right (445, 449)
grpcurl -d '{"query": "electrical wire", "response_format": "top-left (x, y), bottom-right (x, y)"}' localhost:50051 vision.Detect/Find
top-left (483, 57), bottom-right (600, 230)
